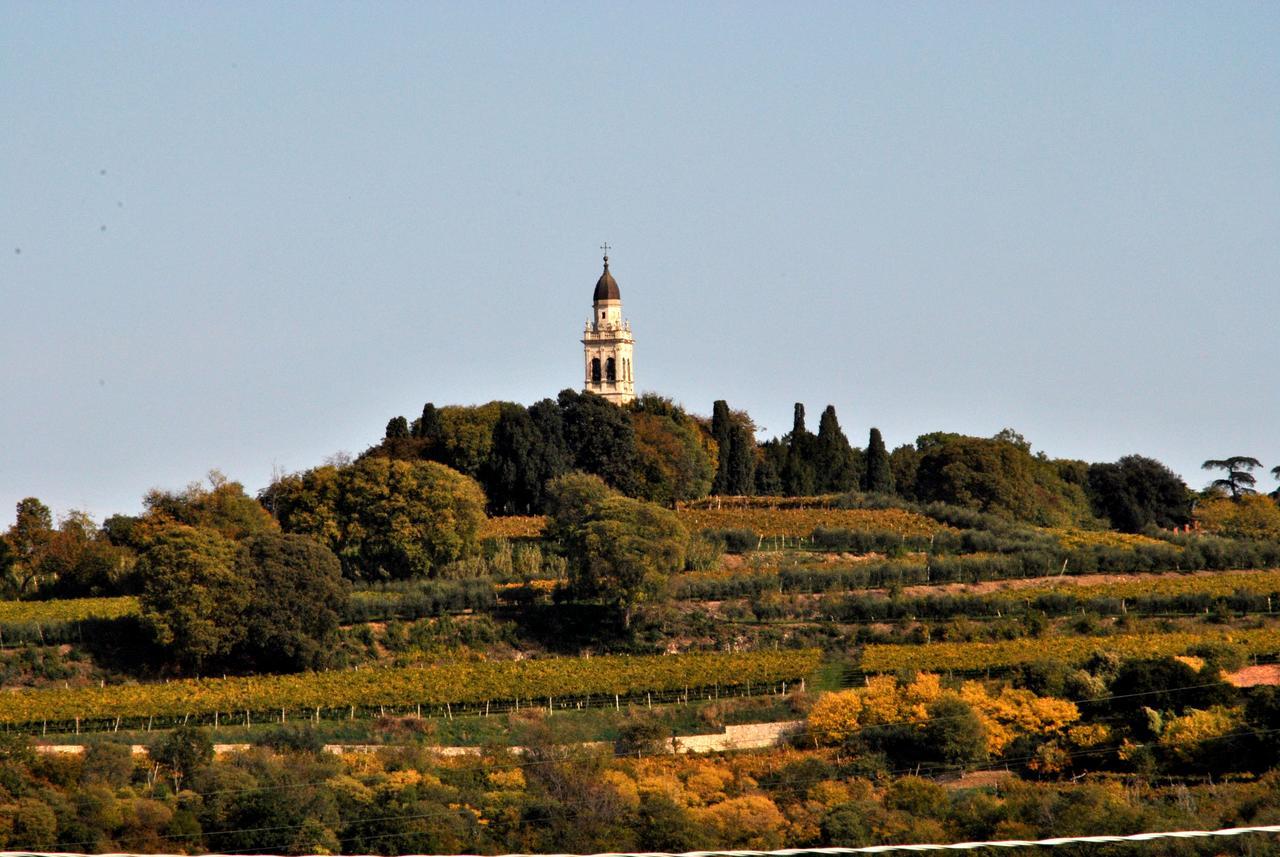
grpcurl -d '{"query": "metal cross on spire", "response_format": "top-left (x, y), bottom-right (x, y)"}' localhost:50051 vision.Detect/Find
top-left (600, 241), bottom-right (611, 261)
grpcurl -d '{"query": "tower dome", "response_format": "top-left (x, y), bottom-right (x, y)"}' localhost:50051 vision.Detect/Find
top-left (593, 256), bottom-right (621, 301)
top-left (581, 247), bottom-right (635, 404)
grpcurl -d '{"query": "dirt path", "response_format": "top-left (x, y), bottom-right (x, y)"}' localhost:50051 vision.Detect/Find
top-left (1226, 664), bottom-right (1280, 687)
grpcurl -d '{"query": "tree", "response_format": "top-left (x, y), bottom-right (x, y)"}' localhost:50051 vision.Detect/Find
top-left (4, 497), bottom-right (53, 595)
top-left (432, 402), bottom-right (505, 478)
top-left (913, 432), bottom-right (1092, 526)
top-left (414, 402), bottom-right (443, 440)
top-left (143, 472), bottom-right (278, 542)
top-left (546, 473), bottom-right (689, 627)
top-left (384, 416), bottom-right (410, 440)
top-left (1086, 455), bottom-right (1190, 532)
top-left (862, 428), bottom-right (895, 494)
top-left (725, 414), bottom-right (758, 495)
top-left (711, 400), bottom-right (733, 495)
top-left (483, 403), bottom-right (554, 514)
top-left (1194, 494), bottom-right (1280, 540)
top-left (1202, 456), bottom-right (1263, 499)
top-left (1105, 657), bottom-right (1233, 733)
top-left (814, 405), bottom-right (860, 493)
top-left (136, 525), bottom-right (248, 670)
top-left (41, 511), bottom-right (136, 597)
top-left (782, 404), bottom-right (816, 496)
top-left (236, 533), bottom-right (349, 672)
top-left (889, 444), bottom-right (921, 500)
top-left (266, 457), bottom-right (486, 579)
top-left (755, 444), bottom-right (784, 495)
top-left (629, 397), bottom-right (715, 505)
top-left (558, 389), bottom-right (643, 495)
top-left (917, 697), bottom-right (987, 768)
top-left (153, 725), bottom-right (213, 791)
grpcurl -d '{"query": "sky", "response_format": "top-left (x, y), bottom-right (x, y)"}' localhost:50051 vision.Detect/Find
top-left (3, 2), bottom-right (1279, 526)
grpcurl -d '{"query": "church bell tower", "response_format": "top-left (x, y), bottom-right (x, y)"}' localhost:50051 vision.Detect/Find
top-left (581, 245), bottom-right (635, 404)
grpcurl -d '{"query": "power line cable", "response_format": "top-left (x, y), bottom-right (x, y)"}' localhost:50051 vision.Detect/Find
top-left (7, 823), bottom-right (1280, 857)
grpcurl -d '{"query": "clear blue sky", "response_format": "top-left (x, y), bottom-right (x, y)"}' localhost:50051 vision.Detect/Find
top-left (3, 2), bottom-right (1279, 526)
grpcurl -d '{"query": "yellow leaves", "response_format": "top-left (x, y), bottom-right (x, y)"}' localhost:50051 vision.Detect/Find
top-left (600, 769), bottom-right (640, 810)
top-left (636, 773), bottom-right (685, 804)
top-left (960, 684), bottom-right (1080, 755)
top-left (695, 795), bottom-right (787, 850)
top-left (1195, 495), bottom-right (1280, 540)
top-left (1158, 706), bottom-right (1241, 762)
top-left (860, 676), bottom-right (903, 725)
top-left (807, 675), bottom-right (1077, 757)
top-left (685, 764), bottom-right (734, 806)
top-left (1066, 723), bottom-right (1111, 749)
top-left (1046, 528), bottom-right (1168, 551)
top-left (380, 769), bottom-right (429, 794)
top-left (807, 691), bottom-right (864, 745)
top-left (486, 768), bottom-right (525, 791)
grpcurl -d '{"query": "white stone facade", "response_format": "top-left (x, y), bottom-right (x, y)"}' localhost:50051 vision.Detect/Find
top-left (581, 258), bottom-right (636, 404)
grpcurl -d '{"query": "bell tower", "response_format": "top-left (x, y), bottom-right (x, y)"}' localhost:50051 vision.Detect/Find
top-left (581, 245), bottom-right (635, 404)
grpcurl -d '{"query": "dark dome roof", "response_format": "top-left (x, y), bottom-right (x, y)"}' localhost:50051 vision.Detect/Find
top-left (593, 256), bottom-right (620, 301)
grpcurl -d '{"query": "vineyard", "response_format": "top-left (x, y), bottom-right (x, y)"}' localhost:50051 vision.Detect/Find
top-left (479, 515), bottom-right (545, 540)
top-left (988, 569), bottom-right (1280, 602)
top-left (0, 596), bottom-right (138, 624)
top-left (0, 649), bottom-right (820, 733)
top-left (860, 628), bottom-right (1280, 673)
top-left (677, 505), bottom-right (946, 538)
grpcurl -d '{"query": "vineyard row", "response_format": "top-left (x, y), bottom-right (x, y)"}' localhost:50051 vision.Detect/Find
top-left (859, 628), bottom-right (1280, 673)
top-left (0, 649), bottom-right (821, 732)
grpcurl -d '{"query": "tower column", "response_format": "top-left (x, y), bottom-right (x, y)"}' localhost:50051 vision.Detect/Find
top-left (580, 249), bottom-right (635, 404)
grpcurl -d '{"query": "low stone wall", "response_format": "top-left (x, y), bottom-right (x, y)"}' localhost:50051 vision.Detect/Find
top-left (35, 720), bottom-right (804, 758)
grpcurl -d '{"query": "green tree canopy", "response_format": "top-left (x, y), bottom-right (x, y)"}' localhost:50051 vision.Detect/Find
top-left (781, 404), bottom-right (816, 496)
top-left (545, 473), bottom-right (689, 627)
top-left (482, 401), bottom-right (571, 514)
top-left (711, 400), bottom-right (733, 495)
top-left (264, 457), bottom-right (486, 579)
top-left (862, 427), bottom-right (895, 494)
top-left (1202, 456), bottom-right (1263, 499)
top-left (1087, 455), bottom-right (1190, 532)
top-left (236, 533), bottom-right (350, 672)
top-left (913, 431), bottom-right (1093, 526)
top-left (136, 525), bottom-right (249, 670)
top-left (558, 389), bottom-right (643, 495)
top-left (814, 405), bottom-right (861, 493)
top-left (629, 396), bottom-right (715, 505)
top-left (143, 471), bottom-right (278, 542)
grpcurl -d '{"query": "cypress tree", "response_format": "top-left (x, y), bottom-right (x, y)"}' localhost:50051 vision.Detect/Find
top-left (814, 405), bottom-right (858, 493)
top-left (782, 403), bottom-right (816, 496)
top-left (711, 400), bottom-right (733, 495)
top-left (863, 427), bottom-right (896, 494)
top-left (727, 419), bottom-right (757, 495)
top-left (416, 403), bottom-right (443, 441)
